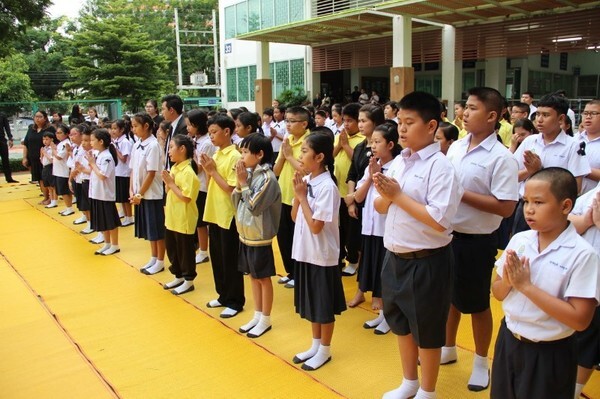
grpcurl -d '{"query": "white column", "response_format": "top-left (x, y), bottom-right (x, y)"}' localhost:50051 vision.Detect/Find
top-left (256, 42), bottom-right (270, 79)
top-left (392, 15), bottom-right (411, 68)
top-left (485, 57), bottom-right (507, 92)
top-left (441, 24), bottom-right (455, 114)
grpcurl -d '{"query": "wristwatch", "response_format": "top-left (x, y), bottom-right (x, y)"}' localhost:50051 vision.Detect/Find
top-left (134, 193), bottom-right (143, 200)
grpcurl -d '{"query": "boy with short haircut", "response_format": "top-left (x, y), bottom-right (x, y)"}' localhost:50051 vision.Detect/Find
top-left (578, 99), bottom-right (600, 194)
top-left (510, 102), bottom-right (530, 124)
top-left (521, 91), bottom-right (537, 119)
top-left (374, 91), bottom-right (463, 399)
top-left (273, 106), bottom-right (310, 288)
top-left (443, 87), bottom-right (519, 392)
top-left (491, 167), bottom-right (600, 399)
top-left (512, 93), bottom-right (590, 234)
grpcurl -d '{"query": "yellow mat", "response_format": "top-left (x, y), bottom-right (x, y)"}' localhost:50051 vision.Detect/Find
top-left (1, 177), bottom-right (600, 398)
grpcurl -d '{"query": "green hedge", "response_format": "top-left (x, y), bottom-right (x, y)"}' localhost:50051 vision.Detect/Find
top-left (10, 158), bottom-right (28, 173)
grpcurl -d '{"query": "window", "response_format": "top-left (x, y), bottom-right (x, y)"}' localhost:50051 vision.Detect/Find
top-left (227, 68), bottom-right (238, 102)
top-left (236, 2), bottom-right (248, 35)
top-left (226, 60), bottom-right (304, 102)
top-left (261, 0), bottom-right (274, 29)
top-left (225, 6), bottom-right (236, 39)
top-left (248, 0), bottom-right (261, 31)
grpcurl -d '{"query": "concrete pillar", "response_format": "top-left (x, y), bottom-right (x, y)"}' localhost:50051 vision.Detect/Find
top-left (441, 24), bottom-right (456, 118)
top-left (485, 57), bottom-right (507, 93)
top-left (390, 15), bottom-right (414, 100)
top-left (255, 42), bottom-right (272, 113)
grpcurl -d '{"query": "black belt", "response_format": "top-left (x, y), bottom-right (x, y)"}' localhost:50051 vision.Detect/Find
top-left (393, 245), bottom-right (447, 260)
top-left (452, 231), bottom-right (494, 240)
top-left (511, 331), bottom-right (571, 345)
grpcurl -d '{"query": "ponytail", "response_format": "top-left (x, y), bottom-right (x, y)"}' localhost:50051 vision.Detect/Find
top-left (92, 128), bottom-right (118, 163)
top-left (171, 134), bottom-right (198, 173)
top-left (326, 158), bottom-right (337, 185)
top-left (304, 132), bottom-right (336, 185)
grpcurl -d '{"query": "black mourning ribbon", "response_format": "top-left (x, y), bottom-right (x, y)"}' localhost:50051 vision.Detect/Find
top-left (307, 183), bottom-right (315, 198)
top-left (578, 141), bottom-right (586, 156)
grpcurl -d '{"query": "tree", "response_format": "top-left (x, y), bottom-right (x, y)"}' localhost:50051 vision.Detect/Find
top-left (0, 53), bottom-right (35, 114)
top-left (63, 14), bottom-right (172, 109)
top-left (0, 0), bottom-right (52, 56)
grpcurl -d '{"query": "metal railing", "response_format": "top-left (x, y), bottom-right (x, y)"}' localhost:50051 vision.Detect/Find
top-left (311, 0), bottom-right (387, 17)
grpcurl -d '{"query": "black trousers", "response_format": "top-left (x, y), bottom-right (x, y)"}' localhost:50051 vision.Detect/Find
top-left (0, 139), bottom-right (12, 180)
top-left (208, 221), bottom-right (245, 311)
top-left (338, 201), bottom-right (360, 266)
top-left (165, 229), bottom-right (197, 281)
top-left (277, 203), bottom-right (295, 279)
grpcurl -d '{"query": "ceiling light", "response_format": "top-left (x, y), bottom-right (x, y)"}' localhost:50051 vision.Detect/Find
top-left (508, 23), bottom-right (540, 32)
top-left (552, 36), bottom-right (582, 43)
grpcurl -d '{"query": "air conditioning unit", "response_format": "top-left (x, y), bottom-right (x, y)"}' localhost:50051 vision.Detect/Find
top-left (190, 71), bottom-right (208, 86)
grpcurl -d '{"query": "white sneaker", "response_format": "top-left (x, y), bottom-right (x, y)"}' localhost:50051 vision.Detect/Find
top-left (73, 215), bottom-right (87, 225)
top-left (195, 252), bottom-right (209, 264)
top-left (284, 279), bottom-right (295, 288)
top-left (80, 227), bottom-right (94, 235)
top-left (342, 262), bottom-right (358, 276)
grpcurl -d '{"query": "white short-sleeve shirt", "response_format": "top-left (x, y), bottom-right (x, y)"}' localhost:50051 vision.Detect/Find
top-left (513, 131), bottom-right (591, 197)
top-left (114, 135), bottom-right (133, 177)
top-left (291, 172), bottom-right (341, 267)
top-left (41, 146), bottom-right (52, 167)
top-left (89, 149), bottom-right (116, 201)
top-left (356, 160), bottom-right (392, 237)
top-left (578, 131), bottom-right (600, 194)
top-left (72, 146), bottom-right (88, 183)
top-left (447, 133), bottom-right (519, 234)
top-left (129, 135), bottom-right (163, 200)
top-left (66, 144), bottom-right (77, 170)
top-left (194, 134), bottom-right (216, 192)
top-left (571, 181), bottom-right (600, 248)
top-left (52, 139), bottom-right (71, 178)
top-left (496, 224), bottom-right (600, 341)
top-left (271, 121), bottom-right (286, 152)
top-left (381, 142), bottom-right (463, 253)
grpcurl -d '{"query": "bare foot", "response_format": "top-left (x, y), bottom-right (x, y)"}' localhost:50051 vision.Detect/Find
top-left (372, 297), bottom-right (383, 310)
top-left (39, 199), bottom-right (50, 205)
top-left (347, 290), bottom-right (365, 308)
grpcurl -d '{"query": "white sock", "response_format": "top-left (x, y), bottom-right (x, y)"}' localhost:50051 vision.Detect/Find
top-left (440, 346), bottom-right (457, 364)
top-left (97, 244), bottom-right (111, 253)
top-left (343, 262), bottom-right (358, 274)
top-left (467, 354), bottom-right (489, 391)
top-left (247, 314), bottom-right (272, 338)
top-left (382, 378), bottom-right (420, 399)
top-left (293, 338), bottom-right (321, 363)
top-left (146, 260), bottom-right (164, 274)
top-left (414, 388), bottom-right (436, 399)
top-left (164, 277), bottom-right (184, 289)
top-left (172, 280), bottom-right (194, 294)
top-left (102, 245), bottom-right (120, 255)
top-left (303, 344), bottom-right (331, 370)
top-left (142, 257), bottom-right (157, 270)
top-left (575, 383), bottom-right (585, 398)
top-left (375, 318), bottom-right (390, 334)
top-left (364, 311), bottom-right (385, 328)
top-left (239, 311), bottom-right (262, 333)
top-left (64, 206), bottom-right (73, 212)
top-left (87, 221), bottom-right (92, 229)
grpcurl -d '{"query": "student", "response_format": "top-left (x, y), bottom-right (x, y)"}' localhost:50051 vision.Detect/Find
top-left (156, 120), bottom-right (171, 168)
top-left (160, 135), bottom-right (200, 295)
top-left (73, 129), bottom-right (93, 235)
top-left (374, 91), bottom-right (462, 399)
top-left (384, 101), bottom-right (399, 123)
top-left (521, 91), bottom-right (537, 120)
top-left (335, 103), bottom-right (365, 274)
top-left (443, 87), bottom-right (519, 392)
top-left (84, 129), bottom-right (121, 256)
top-left (68, 125), bottom-right (87, 225)
top-left (578, 100), bottom-right (600, 194)
top-left (434, 121), bottom-right (458, 155)
top-left (352, 122), bottom-right (401, 334)
top-left (233, 133), bottom-right (282, 338)
top-left (186, 109), bottom-right (214, 265)
top-left (235, 111), bottom-right (261, 140)
top-left (270, 105), bottom-right (286, 159)
top-left (345, 104), bottom-right (385, 291)
top-left (40, 132), bottom-right (57, 207)
top-left (562, 115), bottom-right (575, 137)
top-left (491, 167), bottom-right (600, 399)
top-left (510, 102), bottom-right (530, 124)
top-left (51, 124), bottom-right (75, 216)
top-left (129, 113), bottom-right (166, 275)
top-left (453, 101), bottom-right (465, 130)
top-left (273, 106), bottom-right (311, 288)
top-left (512, 93), bottom-right (590, 235)
top-left (202, 115), bottom-right (245, 317)
top-left (314, 110), bottom-right (328, 128)
top-left (508, 118), bottom-right (537, 154)
top-left (291, 132), bottom-right (345, 371)
top-left (331, 104), bottom-right (343, 135)
top-left (111, 119), bottom-right (134, 226)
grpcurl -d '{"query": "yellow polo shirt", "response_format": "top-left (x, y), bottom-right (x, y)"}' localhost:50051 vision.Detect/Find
top-left (498, 119), bottom-right (513, 147)
top-left (334, 133), bottom-right (365, 197)
top-left (165, 159), bottom-right (200, 235)
top-left (203, 144), bottom-right (241, 229)
top-left (277, 130), bottom-right (310, 206)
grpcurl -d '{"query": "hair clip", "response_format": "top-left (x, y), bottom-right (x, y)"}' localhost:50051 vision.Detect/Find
top-left (577, 141), bottom-right (586, 156)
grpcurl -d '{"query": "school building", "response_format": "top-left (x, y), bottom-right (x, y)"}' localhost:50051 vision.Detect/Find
top-left (218, 0), bottom-right (600, 117)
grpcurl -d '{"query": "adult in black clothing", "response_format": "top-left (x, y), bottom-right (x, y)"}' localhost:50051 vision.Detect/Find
top-left (23, 111), bottom-right (56, 186)
top-left (145, 99), bottom-right (163, 135)
top-left (0, 112), bottom-right (17, 183)
top-left (351, 86), bottom-right (361, 103)
top-left (68, 105), bottom-right (85, 125)
top-left (160, 94), bottom-right (187, 170)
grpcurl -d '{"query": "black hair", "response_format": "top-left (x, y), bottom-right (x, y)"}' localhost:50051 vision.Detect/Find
top-left (537, 94), bottom-right (569, 116)
top-left (237, 111), bottom-right (262, 135)
top-left (359, 104), bottom-right (385, 126)
top-left (374, 121), bottom-right (401, 157)
top-left (563, 115), bottom-right (574, 137)
top-left (528, 167), bottom-right (577, 211)
top-left (310, 126), bottom-right (335, 141)
top-left (319, 105), bottom-right (331, 116)
top-left (273, 105), bottom-right (286, 116)
top-left (467, 87), bottom-right (504, 123)
top-left (286, 106), bottom-right (310, 121)
top-left (511, 102), bottom-right (530, 115)
top-left (55, 123), bottom-right (70, 137)
top-left (513, 118), bottom-right (537, 135)
top-left (315, 110), bottom-right (327, 118)
top-left (112, 119), bottom-right (131, 140)
top-left (146, 99), bottom-right (158, 109)
top-left (522, 91), bottom-right (534, 98)
top-left (42, 131), bottom-right (58, 144)
top-left (240, 132), bottom-right (273, 166)
top-left (263, 107), bottom-right (274, 117)
top-left (398, 91), bottom-right (442, 130)
top-left (161, 94), bottom-right (184, 115)
top-left (207, 114), bottom-right (236, 134)
top-left (76, 123), bottom-right (92, 134)
top-left (456, 100), bottom-right (466, 109)
top-left (207, 110), bottom-right (218, 118)
top-left (342, 103), bottom-right (361, 120)
top-left (439, 101), bottom-right (448, 117)
top-left (384, 101), bottom-right (399, 114)
top-left (331, 103), bottom-right (342, 117)
top-left (186, 108), bottom-right (208, 136)
top-left (171, 134), bottom-right (199, 174)
top-left (229, 108), bottom-right (243, 120)
top-left (239, 106), bottom-right (249, 113)
top-left (305, 132), bottom-right (336, 184)
top-left (92, 128), bottom-right (118, 163)
top-left (133, 113), bottom-right (155, 135)
top-left (438, 121), bottom-right (459, 142)
top-left (159, 120), bottom-right (171, 134)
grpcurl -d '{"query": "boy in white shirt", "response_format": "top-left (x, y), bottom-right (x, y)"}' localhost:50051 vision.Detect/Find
top-left (577, 99), bottom-right (600, 194)
top-left (375, 91), bottom-right (463, 399)
top-left (443, 87), bottom-right (519, 392)
top-left (491, 167), bottom-right (600, 399)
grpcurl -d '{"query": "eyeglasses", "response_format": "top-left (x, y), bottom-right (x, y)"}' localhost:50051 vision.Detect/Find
top-left (582, 111), bottom-right (600, 118)
top-left (285, 119), bottom-right (305, 124)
